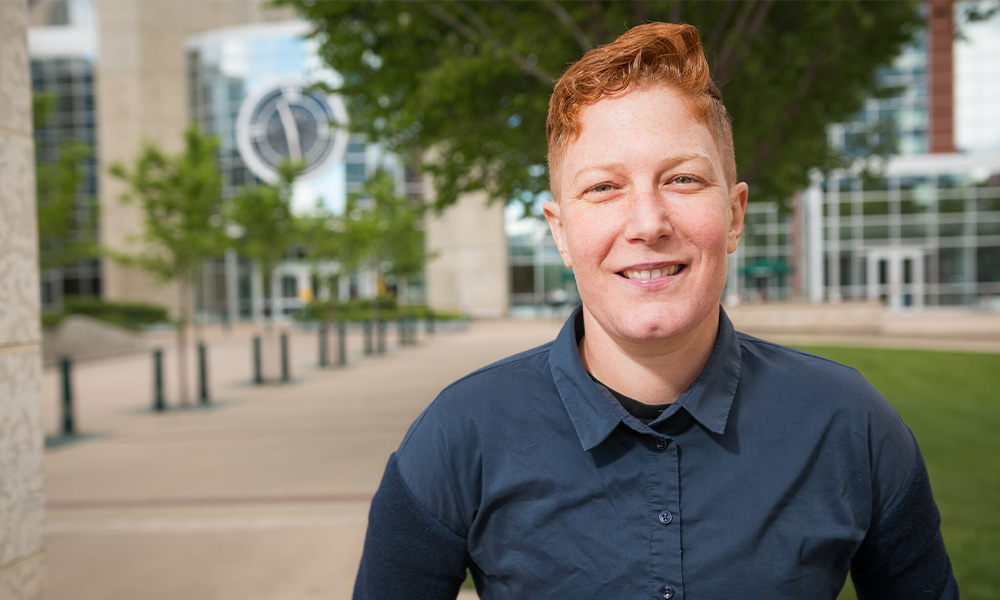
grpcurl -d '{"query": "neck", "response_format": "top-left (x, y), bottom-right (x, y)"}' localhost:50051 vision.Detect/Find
top-left (579, 306), bottom-right (720, 405)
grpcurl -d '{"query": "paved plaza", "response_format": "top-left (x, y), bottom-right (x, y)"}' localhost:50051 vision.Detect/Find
top-left (40, 310), bottom-right (1000, 599)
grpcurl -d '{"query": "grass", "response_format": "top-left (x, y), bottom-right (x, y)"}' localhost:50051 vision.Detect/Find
top-left (459, 346), bottom-right (1000, 598)
top-left (798, 346), bottom-right (1000, 600)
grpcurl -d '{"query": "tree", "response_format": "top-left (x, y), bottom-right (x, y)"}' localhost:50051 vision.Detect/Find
top-left (33, 93), bottom-right (101, 275)
top-left (295, 198), bottom-right (344, 307)
top-left (109, 126), bottom-right (228, 406)
top-left (342, 169), bottom-right (430, 314)
top-left (226, 160), bottom-right (301, 324)
top-left (280, 0), bottom-right (925, 210)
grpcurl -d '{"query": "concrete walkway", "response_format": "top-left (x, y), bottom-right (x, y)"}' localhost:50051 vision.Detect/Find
top-left (40, 312), bottom-right (998, 599)
top-left (43, 319), bottom-right (561, 600)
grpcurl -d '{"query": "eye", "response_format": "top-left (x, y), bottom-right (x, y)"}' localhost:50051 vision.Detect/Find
top-left (586, 183), bottom-right (617, 193)
top-left (671, 175), bottom-right (698, 185)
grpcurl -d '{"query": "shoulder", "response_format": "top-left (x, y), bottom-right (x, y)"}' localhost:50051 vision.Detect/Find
top-left (734, 332), bottom-right (918, 512)
top-left (395, 340), bottom-right (560, 535)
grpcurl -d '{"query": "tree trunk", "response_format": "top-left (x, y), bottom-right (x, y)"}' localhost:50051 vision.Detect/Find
top-left (177, 277), bottom-right (192, 407)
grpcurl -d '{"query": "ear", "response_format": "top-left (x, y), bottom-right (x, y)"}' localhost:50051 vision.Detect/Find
top-left (727, 182), bottom-right (748, 254)
top-left (543, 200), bottom-right (573, 268)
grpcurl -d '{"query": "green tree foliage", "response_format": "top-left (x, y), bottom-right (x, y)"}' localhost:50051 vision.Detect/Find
top-left (227, 160), bottom-right (301, 322)
top-left (33, 92), bottom-right (101, 273)
top-left (109, 125), bottom-right (227, 405)
top-left (295, 198), bottom-right (344, 302)
top-left (281, 0), bottom-right (924, 210)
top-left (342, 169), bottom-right (430, 308)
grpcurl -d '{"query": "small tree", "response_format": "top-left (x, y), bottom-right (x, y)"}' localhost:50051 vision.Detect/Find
top-left (109, 126), bottom-right (227, 406)
top-left (295, 198), bottom-right (344, 312)
top-left (342, 169), bottom-right (430, 318)
top-left (33, 92), bottom-right (101, 296)
top-left (226, 160), bottom-right (301, 327)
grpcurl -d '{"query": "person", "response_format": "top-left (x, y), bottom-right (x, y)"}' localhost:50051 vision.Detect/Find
top-left (353, 23), bottom-right (957, 599)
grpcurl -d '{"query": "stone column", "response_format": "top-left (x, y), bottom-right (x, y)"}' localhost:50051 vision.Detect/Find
top-left (0, 0), bottom-right (46, 598)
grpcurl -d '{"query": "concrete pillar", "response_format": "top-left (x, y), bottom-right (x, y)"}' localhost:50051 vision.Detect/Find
top-left (805, 173), bottom-right (825, 304)
top-left (0, 1), bottom-right (46, 597)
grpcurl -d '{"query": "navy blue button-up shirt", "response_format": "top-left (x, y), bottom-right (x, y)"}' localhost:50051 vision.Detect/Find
top-left (354, 307), bottom-right (957, 599)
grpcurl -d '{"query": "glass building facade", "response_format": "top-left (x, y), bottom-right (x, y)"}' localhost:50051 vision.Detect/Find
top-left (506, 202), bottom-right (579, 316)
top-left (735, 5), bottom-right (1000, 311)
top-left (29, 25), bottom-right (100, 311)
top-left (185, 22), bottom-right (423, 323)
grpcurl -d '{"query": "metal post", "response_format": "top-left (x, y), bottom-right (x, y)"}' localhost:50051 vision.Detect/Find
top-left (337, 321), bottom-right (347, 367)
top-left (153, 349), bottom-right (165, 412)
top-left (426, 310), bottom-right (435, 334)
top-left (253, 336), bottom-right (263, 384)
top-left (377, 320), bottom-right (386, 354)
top-left (397, 317), bottom-right (406, 346)
top-left (281, 332), bottom-right (290, 382)
top-left (409, 315), bottom-right (418, 345)
top-left (363, 320), bottom-right (373, 355)
top-left (60, 356), bottom-right (74, 435)
top-left (319, 322), bottom-right (329, 367)
top-left (198, 342), bottom-right (209, 405)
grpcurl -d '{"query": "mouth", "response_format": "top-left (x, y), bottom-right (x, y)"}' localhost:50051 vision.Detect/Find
top-left (617, 264), bottom-right (686, 280)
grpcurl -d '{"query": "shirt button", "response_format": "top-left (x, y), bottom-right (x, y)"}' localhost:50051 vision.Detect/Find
top-left (655, 438), bottom-right (668, 451)
top-left (658, 510), bottom-right (673, 525)
top-left (661, 584), bottom-right (675, 599)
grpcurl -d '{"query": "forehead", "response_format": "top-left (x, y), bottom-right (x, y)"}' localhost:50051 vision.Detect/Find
top-left (553, 85), bottom-right (721, 190)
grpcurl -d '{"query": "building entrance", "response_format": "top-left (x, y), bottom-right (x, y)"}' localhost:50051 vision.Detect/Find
top-left (866, 248), bottom-right (926, 311)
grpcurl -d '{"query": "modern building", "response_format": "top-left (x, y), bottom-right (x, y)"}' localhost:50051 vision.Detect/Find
top-left (732, 2), bottom-right (1000, 311)
top-left (28, 0), bottom-right (486, 322)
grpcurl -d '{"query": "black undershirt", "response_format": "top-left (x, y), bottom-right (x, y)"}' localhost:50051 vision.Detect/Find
top-left (593, 376), bottom-right (672, 424)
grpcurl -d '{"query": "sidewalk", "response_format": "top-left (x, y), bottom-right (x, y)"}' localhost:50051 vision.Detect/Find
top-left (42, 319), bottom-right (560, 600)
top-left (40, 312), bottom-right (999, 599)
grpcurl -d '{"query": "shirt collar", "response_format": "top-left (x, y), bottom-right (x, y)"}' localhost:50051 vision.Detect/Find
top-left (549, 305), bottom-right (742, 451)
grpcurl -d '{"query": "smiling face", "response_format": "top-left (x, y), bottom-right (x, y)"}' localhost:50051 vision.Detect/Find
top-left (544, 84), bottom-right (747, 353)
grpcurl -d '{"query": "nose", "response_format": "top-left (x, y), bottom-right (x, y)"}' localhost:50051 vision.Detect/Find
top-left (623, 187), bottom-right (673, 244)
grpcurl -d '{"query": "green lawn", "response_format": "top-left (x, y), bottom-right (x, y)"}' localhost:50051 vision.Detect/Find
top-left (799, 346), bottom-right (1000, 600)
top-left (462, 346), bottom-right (1000, 598)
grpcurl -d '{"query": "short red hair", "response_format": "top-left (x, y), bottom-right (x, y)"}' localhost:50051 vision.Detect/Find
top-left (546, 22), bottom-right (736, 190)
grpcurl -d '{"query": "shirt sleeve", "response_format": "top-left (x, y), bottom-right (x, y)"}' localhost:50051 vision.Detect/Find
top-left (353, 453), bottom-right (471, 600)
top-left (850, 445), bottom-right (959, 599)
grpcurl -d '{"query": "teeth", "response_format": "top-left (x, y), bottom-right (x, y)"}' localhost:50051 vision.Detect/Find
top-left (623, 265), bottom-right (681, 279)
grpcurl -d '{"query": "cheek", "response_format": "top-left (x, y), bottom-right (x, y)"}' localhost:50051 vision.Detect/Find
top-left (682, 206), bottom-right (732, 254)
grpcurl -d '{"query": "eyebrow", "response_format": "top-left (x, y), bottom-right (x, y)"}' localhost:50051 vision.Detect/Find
top-left (571, 153), bottom-right (715, 186)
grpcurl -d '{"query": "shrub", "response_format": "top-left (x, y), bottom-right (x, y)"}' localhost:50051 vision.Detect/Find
top-left (61, 297), bottom-right (170, 330)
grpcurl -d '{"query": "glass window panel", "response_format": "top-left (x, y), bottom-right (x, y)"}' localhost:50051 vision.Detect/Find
top-left (977, 221), bottom-right (1000, 236)
top-left (938, 199), bottom-right (965, 214)
top-left (939, 222), bottom-right (964, 237)
top-left (976, 247), bottom-right (1000, 283)
top-left (510, 265), bottom-right (534, 295)
top-left (864, 224), bottom-right (890, 240)
top-left (863, 201), bottom-right (889, 216)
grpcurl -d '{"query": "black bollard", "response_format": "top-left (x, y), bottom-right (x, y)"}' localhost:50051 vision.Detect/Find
top-left (253, 336), bottom-right (263, 384)
top-left (281, 332), bottom-right (291, 382)
top-left (397, 317), bottom-right (406, 346)
top-left (337, 321), bottom-right (347, 367)
top-left (153, 349), bottom-right (165, 411)
top-left (426, 310), bottom-right (435, 334)
top-left (408, 315), bottom-right (418, 345)
top-left (60, 356), bottom-right (75, 435)
top-left (198, 342), bottom-right (210, 405)
top-left (363, 321), bottom-right (373, 355)
top-left (319, 322), bottom-right (329, 367)
top-left (377, 320), bottom-right (386, 354)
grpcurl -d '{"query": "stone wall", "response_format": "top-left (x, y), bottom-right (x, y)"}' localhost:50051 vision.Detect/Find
top-left (0, 0), bottom-right (46, 597)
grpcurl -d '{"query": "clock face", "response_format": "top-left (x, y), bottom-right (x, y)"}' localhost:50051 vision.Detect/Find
top-left (236, 76), bottom-right (349, 183)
